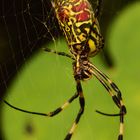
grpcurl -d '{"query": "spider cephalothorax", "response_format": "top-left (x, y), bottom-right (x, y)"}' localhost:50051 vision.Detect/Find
top-left (73, 56), bottom-right (92, 81)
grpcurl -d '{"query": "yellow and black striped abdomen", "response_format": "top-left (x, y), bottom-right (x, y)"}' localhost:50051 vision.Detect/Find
top-left (86, 19), bottom-right (104, 57)
top-left (53, 0), bottom-right (104, 57)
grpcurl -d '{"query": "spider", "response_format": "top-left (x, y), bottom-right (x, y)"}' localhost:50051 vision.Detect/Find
top-left (4, 0), bottom-right (126, 140)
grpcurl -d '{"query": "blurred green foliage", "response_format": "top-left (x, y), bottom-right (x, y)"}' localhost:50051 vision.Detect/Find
top-left (2, 2), bottom-right (140, 140)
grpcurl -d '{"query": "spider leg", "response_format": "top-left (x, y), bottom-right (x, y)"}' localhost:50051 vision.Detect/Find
top-left (3, 92), bottom-right (79, 117)
top-left (89, 63), bottom-right (126, 140)
top-left (42, 47), bottom-right (74, 60)
top-left (94, 0), bottom-right (103, 18)
top-left (64, 80), bottom-right (85, 140)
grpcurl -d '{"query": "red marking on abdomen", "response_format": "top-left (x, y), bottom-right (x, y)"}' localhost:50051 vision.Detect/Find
top-left (76, 11), bottom-right (90, 22)
top-left (72, 1), bottom-right (90, 12)
top-left (58, 8), bottom-right (69, 22)
top-left (72, 0), bottom-right (91, 22)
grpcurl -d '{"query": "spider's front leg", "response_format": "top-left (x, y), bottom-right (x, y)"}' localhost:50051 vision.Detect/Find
top-left (4, 91), bottom-right (79, 117)
top-left (43, 47), bottom-right (74, 60)
top-left (65, 80), bottom-right (85, 140)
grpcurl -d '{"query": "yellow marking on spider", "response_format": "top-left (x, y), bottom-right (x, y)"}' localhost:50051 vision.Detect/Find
top-left (120, 122), bottom-right (124, 135)
top-left (79, 33), bottom-right (86, 41)
top-left (69, 122), bottom-right (77, 134)
top-left (88, 38), bottom-right (96, 52)
top-left (62, 102), bottom-right (70, 109)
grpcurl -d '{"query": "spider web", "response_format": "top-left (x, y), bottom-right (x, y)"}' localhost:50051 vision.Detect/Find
top-left (0, 0), bottom-right (61, 95)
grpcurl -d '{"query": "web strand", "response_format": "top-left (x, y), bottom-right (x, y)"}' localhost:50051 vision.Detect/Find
top-left (0, 0), bottom-right (58, 90)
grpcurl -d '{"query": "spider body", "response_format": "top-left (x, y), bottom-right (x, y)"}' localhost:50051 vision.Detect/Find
top-left (4, 0), bottom-right (126, 140)
top-left (53, 0), bottom-right (104, 58)
top-left (53, 0), bottom-right (104, 81)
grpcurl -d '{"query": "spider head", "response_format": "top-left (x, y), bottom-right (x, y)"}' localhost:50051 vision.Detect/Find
top-left (73, 56), bottom-right (92, 81)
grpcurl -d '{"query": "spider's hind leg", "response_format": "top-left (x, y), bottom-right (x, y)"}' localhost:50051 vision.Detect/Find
top-left (64, 80), bottom-right (85, 140)
top-left (89, 63), bottom-right (126, 140)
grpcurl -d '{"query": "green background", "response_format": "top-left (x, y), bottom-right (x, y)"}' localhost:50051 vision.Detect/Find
top-left (2, 2), bottom-right (140, 140)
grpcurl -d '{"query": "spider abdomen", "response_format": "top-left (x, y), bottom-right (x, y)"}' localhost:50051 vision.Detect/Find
top-left (53, 0), bottom-right (103, 57)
